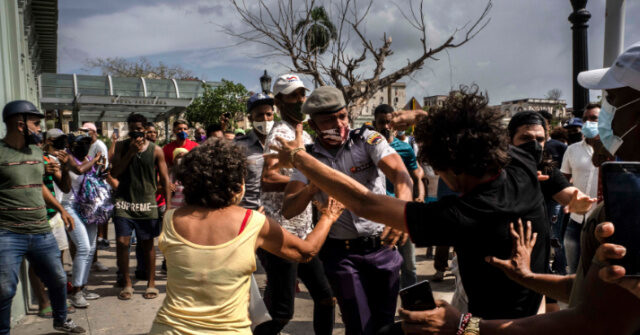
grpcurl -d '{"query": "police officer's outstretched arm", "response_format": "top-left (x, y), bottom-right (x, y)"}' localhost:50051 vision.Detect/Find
top-left (267, 124), bottom-right (409, 232)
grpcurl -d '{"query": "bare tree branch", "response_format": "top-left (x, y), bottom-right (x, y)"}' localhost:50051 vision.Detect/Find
top-left (224, 0), bottom-right (492, 120)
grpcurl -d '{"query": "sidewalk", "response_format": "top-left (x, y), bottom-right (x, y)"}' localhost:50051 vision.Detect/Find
top-left (13, 232), bottom-right (454, 334)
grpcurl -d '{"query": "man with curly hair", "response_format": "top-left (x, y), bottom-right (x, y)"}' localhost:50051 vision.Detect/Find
top-left (268, 85), bottom-right (550, 321)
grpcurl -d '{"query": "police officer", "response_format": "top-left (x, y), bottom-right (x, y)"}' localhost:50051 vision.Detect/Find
top-left (0, 101), bottom-right (85, 334)
top-left (235, 92), bottom-right (275, 210)
top-left (282, 87), bottom-right (414, 335)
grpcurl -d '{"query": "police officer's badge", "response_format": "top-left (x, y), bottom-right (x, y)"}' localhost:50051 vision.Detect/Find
top-left (366, 133), bottom-right (383, 145)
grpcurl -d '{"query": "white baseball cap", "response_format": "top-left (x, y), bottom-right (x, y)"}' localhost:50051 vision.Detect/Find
top-left (272, 74), bottom-right (308, 96)
top-left (578, 41), bottom-right (640, 91)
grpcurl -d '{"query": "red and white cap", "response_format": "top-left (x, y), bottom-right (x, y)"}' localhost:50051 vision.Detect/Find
top-left (272, 74), bottom-right (308, 96)
top-left (578, 41), bottom-right (640, 91)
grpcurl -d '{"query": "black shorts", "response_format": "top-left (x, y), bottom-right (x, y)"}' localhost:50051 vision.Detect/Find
top-left (113, 216), bottom-right (161, 241)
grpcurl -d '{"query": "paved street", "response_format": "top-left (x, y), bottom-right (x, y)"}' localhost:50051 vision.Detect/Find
top-left (13, 231), bottom-right (455, 335)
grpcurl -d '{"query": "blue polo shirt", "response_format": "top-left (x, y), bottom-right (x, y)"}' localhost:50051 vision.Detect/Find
top-left (386, 137), bottom-right (418, 197)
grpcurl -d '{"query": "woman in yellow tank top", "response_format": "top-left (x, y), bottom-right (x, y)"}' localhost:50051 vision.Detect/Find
top-left (149, 138), bottom-right (344, 335)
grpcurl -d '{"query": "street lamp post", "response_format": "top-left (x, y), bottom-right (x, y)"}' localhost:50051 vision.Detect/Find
top-left (569, 0), bottom-right (591, 118)
top-left (260, 70), bottom-right (272, 94)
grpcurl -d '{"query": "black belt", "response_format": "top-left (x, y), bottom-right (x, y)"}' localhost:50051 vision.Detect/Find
top-left (325, 235), bottom-right (384, 254)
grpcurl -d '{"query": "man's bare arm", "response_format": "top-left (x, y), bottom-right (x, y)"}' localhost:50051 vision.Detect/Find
top-left (261, 156), bottom-right (291, 192)
top-left (378, 154), bottom-right (413, 202)
top-left (282, 181), bottom-right (317, 219)
top-left (155, 146), bottom-right (171, 209)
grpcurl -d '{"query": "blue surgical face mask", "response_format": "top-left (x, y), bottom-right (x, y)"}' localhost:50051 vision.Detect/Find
top-left (177, 131), bottom-right (188, 140)
top-left (599, 95), bottom-right (640, 155)
top-left (581, 121), bottom-right (599, 139)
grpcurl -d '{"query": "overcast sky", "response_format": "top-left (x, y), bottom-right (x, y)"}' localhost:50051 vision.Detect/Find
top-left (58, 0), bottom-right (640, 107)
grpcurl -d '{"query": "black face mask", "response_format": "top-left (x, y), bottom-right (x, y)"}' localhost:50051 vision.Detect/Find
top-left (22, 116), bottom-right (42, 145)
top-left (568, 132), bottom-right (583, 144)
top-left (379, 128), bottom-right (392, 141)
top-left (130, 131), bottom-right (145, 140)
top-left (280, 101), bottom-right (305, 123)
top-left (52, 136), bottom-right (67, 150)
top-left (71, 142), bottom-right (91, 160)
top-left (517, 140), bottom-right (543, 164)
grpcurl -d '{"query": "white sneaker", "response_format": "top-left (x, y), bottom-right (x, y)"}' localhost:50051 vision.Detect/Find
top-left (82, 288), bottom-right (100, 300)
top-left (93, 261), bottom-right (108, 272)
top-left (70, 291), bottom-right (89, 308)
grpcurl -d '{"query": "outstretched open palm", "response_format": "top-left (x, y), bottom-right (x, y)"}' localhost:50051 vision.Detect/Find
top-left (485, 219), bottom-right (538, 282)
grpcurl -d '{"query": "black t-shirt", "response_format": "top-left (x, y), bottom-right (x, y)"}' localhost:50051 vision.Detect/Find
top-left (405, 146), bottom-right (550, 319)
top-left (545, 139), bottom-right (567, 166)
top-left (540, 167), bottom-right (571, 200)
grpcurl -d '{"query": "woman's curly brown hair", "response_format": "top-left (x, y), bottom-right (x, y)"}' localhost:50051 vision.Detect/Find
top-left (177, 138), bottom-right (247, 209)
top-left (414, 84), bottom-right (510, 178)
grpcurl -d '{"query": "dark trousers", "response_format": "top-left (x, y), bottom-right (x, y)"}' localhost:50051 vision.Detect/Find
top-left (433, 246), bottom-right (450, 272)
top-left (254, 249), bottom-right (335, 335)
top-left (320, 244), bottom-right (402, 335)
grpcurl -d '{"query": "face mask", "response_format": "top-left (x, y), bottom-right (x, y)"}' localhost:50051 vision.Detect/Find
top-left (130, 131), bottom-right (145, 140)
top-left (568, 132), bottom-right (583, 144)
top-left (517, 140), bottom-right (543, 164)
top-left (22, 116), bottom-right (42, 145)
top-left (196, 135), bottom-right (207, 142)
top-left (380, 128), bottom-right (392, 141)
top-left (25, 132), bottom-right (43, 145)
top-left (253, 120), bottom-right (274, 135)
top-left (599, 95), bottom-right (640, 155)
top-left (397, 131), bottom-right (406, 136)
top-left (281, 101), bottom-right (305, 122)
top-left (71, 143), bottom-right (90, 160)
top-left (319, 126), bottom-right (350, 146)
top-left (177, 131), bottom-right (188, 140)
top-left (52, 136), bottom-right (67, 150)
top-left (581, 121), bottom-right (599, 139)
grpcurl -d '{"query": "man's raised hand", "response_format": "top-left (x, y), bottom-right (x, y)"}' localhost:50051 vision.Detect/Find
top-left (485, 219), bottom-right (537, 282)
top-left (390, 110), bottom-right (428, 130)
top-left (264, 124), bottom-right (305, 169)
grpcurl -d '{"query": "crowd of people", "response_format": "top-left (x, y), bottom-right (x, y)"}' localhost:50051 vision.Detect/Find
top-left (1, 42), bottom-right (640, 335)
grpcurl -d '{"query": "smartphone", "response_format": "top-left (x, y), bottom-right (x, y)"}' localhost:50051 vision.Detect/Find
top-left (113, 128), bottom-right (119, 139)
top-left (602, 161), bottom-right (640, 277)
top-left (399, 280), bottom-right (436, 311)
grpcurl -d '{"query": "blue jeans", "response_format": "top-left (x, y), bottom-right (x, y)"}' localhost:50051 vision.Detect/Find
top-left (398, 242), bottom-right (417, 288)
top-left (564, 219), bottom-right (583, 274)
top-left (546, 200), bottom-right (567, 275)
top-left (0, 229), bottom-right (67, 333)
top-left (64, 204), bottom-right (98, 287)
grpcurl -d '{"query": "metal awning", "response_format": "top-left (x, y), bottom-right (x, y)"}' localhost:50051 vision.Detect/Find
top-left (39, 73), bottom-right (220, 127)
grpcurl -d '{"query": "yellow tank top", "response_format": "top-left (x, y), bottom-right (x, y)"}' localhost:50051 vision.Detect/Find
top-left (150, 208), bottom-right (265, 335)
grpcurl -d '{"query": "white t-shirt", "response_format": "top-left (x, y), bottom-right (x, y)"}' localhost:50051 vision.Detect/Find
top-left (89, 139), bottom-right (109, 169)
top-left (60, 169), bottom-right (83, 204)
top-left (261, 121), bottom-right (313, 238)
top-left (560, 140), bottom-right (598, 222)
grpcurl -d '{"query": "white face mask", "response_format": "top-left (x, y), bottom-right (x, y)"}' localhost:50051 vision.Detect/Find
top-left (599, 94), bottom-right (640, 155)
top-left (253, 120), bottom-right (274, 135)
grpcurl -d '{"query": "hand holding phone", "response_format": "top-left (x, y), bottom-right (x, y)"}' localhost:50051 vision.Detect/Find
top-left (399, 280), bottom-right (436, 311)
top-left (602, 162), bottom-right (640, 277)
